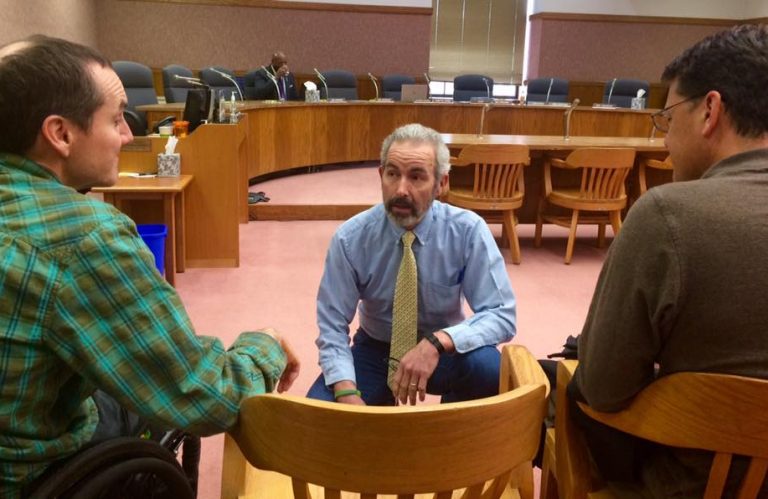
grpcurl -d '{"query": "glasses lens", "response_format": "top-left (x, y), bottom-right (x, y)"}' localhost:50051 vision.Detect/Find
top-left (652, 112), bottom-right (669, 132)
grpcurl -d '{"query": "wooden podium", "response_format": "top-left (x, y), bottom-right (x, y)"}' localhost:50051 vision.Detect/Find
top-left (117, 116), bottom-right (249, 269)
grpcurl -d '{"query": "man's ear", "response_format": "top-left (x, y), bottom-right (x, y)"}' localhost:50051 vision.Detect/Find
top-left (701, 90), bottom-right (724, 138)
top-left (39, 115), bottom-right (74, 158)
top-left (437, 172), bottom-right (449, 197)
top-left (378, 164), bottom-right (384, 179)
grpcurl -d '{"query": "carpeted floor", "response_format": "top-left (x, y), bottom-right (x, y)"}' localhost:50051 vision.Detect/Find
top-left (174, 164), bottom-right (612, 498)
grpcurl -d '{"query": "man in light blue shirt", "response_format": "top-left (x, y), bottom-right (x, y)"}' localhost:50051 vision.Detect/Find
top-left (307, 123), bottom-right (516, 406)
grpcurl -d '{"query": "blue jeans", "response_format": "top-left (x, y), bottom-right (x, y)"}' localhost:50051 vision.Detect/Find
top-left (307, 329), bottom-right (500, 405)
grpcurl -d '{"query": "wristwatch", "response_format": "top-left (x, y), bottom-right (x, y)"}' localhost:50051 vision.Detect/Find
top-left (424, 331), bottom-right (446, 354)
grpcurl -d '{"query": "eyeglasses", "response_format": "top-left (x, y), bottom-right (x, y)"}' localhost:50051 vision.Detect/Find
top-left (651, 95), bottom-right (704, 133)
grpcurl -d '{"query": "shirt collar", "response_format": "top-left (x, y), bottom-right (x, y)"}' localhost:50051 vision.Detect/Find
top-left (0, 153), bottom-right (61, 183)
top-left (702, 147), bottom-right (768, 179)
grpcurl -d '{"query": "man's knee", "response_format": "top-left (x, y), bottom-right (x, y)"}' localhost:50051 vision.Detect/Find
top-left (461, 345), bottom-right (501, 376)
top-left (452, 346), bottom-right (501, 396)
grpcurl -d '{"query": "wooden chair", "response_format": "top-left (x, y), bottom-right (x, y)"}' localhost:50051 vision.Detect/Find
top-left (638, 155), bottom-right (673, 195)
top-left (544, 361), bottom-right (768, 499)
top-left (221, 345), bottom-right (548, 499)
top-left (534, 148), bottom-right (636, 264)
top-left (445, 144), bottom-right (530, 264)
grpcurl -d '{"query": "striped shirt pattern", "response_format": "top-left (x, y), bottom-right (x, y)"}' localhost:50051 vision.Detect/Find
top-left (0, 153), bottom-right (286, 495)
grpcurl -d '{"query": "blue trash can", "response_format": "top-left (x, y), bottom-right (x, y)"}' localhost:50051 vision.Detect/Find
top-left (137, 224), bottom-right (168, 275)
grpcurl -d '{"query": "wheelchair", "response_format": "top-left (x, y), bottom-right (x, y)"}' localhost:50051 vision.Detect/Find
top-left (26, 430), bottom-right (200, 498)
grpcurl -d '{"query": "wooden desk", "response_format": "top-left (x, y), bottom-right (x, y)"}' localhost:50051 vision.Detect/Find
top-left (93, 175), bottom-right (193, 286)
top-left (136, 102), bottom-right (665, 222)
top-left (118, 118), bottom-right (249, 269)
top-left (441, 134), bottom-right (668, 223)
top-left (138, 101), bottom-right (659, 178)
top-left (441, 133), bottom-right (666, 152)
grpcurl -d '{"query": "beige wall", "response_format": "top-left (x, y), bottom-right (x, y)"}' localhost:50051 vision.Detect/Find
top-left (0, 0), bottom-right (97, 47)
top-left (94, 0), bottom-right (431, 75)
top-left (527, 15), bottom-right (732, 82)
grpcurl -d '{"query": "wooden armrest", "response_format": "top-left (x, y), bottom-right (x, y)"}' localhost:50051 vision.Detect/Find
top-left (500, 344), bottom-right (550, 396)
top-left (644, 158), bottom-right (673, 170)
top-left (554, 359), bottom-right (596, 499)
top-left (550, 157), bottom-right (579, 169)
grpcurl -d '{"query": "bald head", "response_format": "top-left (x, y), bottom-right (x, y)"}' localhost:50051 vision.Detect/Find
top-left (271, 52), bottom-right (287, 69)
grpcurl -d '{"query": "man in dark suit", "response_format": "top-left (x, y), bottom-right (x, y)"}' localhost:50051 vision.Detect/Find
top-left (251, 51), bottom-right (298, 101)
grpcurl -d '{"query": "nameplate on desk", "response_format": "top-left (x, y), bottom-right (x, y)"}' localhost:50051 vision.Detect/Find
top-left (121, 137), bottom-right (152, 152)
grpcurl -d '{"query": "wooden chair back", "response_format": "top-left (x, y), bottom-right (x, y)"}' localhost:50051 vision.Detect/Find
top-left (555, 361), bottom-right (768, 499)
top-left (450, 144), bottom-right (530, 205)
top-left (638, 155), bottom-right (673, 195)
top-left (225, 344), bottom-right (548, 499)
top-left (546, 148), bottom-right (636, 201)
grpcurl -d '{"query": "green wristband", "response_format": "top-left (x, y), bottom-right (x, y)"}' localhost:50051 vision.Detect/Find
top-left (334, 389), bottom-right (362, 399)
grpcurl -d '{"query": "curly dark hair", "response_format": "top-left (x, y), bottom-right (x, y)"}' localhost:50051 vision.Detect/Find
top-left (661, 24), bottom-right (768, 138)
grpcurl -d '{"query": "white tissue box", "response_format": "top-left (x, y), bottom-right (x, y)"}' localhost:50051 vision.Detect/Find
top-left (631, 97), bottom-right (646, 110)
top-left (305, 89), bottom-right (320, 103)
top-left (157, 153), bottom-right (180, 177)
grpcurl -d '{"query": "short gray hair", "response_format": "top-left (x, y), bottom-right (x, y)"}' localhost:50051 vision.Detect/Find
top-left (380, 123), bottom-right (451, 180)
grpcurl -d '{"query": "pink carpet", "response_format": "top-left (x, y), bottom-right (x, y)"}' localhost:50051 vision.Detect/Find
top-left (175, 165), bottom-right (610, 498)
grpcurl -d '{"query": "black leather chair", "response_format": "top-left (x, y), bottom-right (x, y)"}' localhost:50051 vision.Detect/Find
top-left (381, 74), bottom-right (416, 101)
top-left (200, 66), bottom-right (240, 100)
top-left (162, 64), bottom-right (194, 104)
top-left (26, 433), bottom-right (199, 498)
top-left (453, 74), bottom-right (493, 102)
top-left (112, 61), bottom-right (158, 136)
top-left (602, 78), bottom-right (650, 108)
top-left (243, 69), bottom-right (260, 100)
top-left (319, 70), bottom-right (358, 100)
top-left (527, 77), bottom-right (570, 104)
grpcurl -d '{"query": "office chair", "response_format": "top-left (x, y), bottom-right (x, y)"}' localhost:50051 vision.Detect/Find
top-left (112, 60), bottom-right (159, 136)
top-left (27, 432), bottom-right (200, 498)
top-left (162, 64), bottom-right (194, 104)
top-left (200, 66), bottom-right (239, 100)
top-left (380, 74), bottom-right (415, 100)
top-left (527, 77), bottom-right (570, 104)
top-left (243, 69), bottom-right (261, 100)
top-left (453, 74), bottom-right (494, 102)
top-left (319, 70), bottom-right (358, 100)
top-left (534, 148), bottom-right (636, 264)
top-left (221, 345), bottom-right (548, 499)
top-left (602, 79), bottom-right (650, 108)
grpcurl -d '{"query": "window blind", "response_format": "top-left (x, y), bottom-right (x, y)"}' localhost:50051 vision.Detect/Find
top-left (429, 0), bottom-right (527, 83)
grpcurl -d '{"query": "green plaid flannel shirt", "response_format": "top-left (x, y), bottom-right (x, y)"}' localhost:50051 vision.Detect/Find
top-left (0, 154), bottom-right (287, 496)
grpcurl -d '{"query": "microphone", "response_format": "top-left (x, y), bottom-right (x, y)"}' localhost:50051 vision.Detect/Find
top-left (174, 75), bottom-right (208, 88)
top-left (260, 65), bottom-right (282, 101)
top-left (563, 98), bottom-right (581, 140)
top-left (367, 73), bottom-right (380, 100)
top-left (423, 72), bottom-right (431, 98)
top-left (211, 68), bottom-right (243, 101)
top-left (545, 78), bottom-right (554, 105)
top-left (606, 78), bottom-right (617, 106)
top-left (477, 102), bottom-right (495, 137)
top-left (314, 68), bottom-right (329, 100)
top-left (482, 77), bottom-right (491, 101)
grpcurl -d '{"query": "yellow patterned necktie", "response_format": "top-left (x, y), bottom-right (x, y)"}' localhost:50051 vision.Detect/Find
top-left (388, 231), bottom-right (418, 390)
